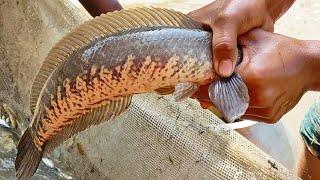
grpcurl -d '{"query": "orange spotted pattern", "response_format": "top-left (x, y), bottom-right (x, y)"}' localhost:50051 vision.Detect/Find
top-left (32, 55), bottom-right (214, 151)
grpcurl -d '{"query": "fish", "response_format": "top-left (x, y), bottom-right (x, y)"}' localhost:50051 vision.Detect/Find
top-left (15, 7), bottom-right (249, 179)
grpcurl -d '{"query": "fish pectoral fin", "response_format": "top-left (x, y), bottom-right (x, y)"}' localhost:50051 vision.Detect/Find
top-left (208, 73), bottom-right (249, 123)
top-left (44, 95), bottom-right (132, 153)
top-left (155, 86), bottom-right (176, 95)
top-left (173, 82), bottom-right (199, 102)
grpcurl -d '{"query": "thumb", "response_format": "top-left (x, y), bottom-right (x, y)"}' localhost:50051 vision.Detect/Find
top-left (187, 10), bottom-right (211, 30)
top-left (212, 23), bottom-right (238, 77)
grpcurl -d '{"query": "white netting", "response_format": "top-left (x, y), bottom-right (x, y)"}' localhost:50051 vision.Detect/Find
top-left (55, 94), bottom-right (299, 180)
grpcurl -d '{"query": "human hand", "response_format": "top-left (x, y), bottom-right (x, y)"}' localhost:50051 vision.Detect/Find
top-left (188, 0), bottom-right (295, 77)
top-left (79, 0), bottom-right (122, 17)
top-left (193, 29), bottom-right (317, 123)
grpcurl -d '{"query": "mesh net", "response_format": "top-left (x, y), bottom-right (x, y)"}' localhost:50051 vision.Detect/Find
top-left (55, 94), bottom-right (299, 179)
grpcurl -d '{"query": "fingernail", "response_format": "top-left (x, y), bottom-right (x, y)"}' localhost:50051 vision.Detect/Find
top-left (218, 60), bottom-right (233, 77)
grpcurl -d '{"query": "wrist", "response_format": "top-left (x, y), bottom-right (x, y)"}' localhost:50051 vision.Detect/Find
top-left (299, 40), bottom-right (320, 91)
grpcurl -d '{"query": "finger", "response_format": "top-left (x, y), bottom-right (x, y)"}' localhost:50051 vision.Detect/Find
top-left (245, 107), bottom-right (272, 118)
top-left (241, 114), bottom-right (271, 123)
top-left (190, 84), bottom-right (209, 99)
top-left (244, 93), bottom-right (289, 123)
top-left (212, 22), bottom-right (238, 77)
top-left (243, 108), bottom-right (284, 124)
top-left (199, 101), bottom-right (213, 109)
top-left (239, 28), bottom-right (273, 44)
top-left (261, 16), bottom-right (274, 32)
top-left (187, 9), bottom-right (203, 20)
top-left (269, 99), bottom-right (299, 123)
top-left (187, 9), bottom-right (211, 30)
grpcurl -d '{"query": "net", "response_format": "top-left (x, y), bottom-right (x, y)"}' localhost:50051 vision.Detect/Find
top-left (54, 94), bottom-right (298, 179)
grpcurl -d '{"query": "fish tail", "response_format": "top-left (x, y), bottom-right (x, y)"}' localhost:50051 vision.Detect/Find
top-left (15, 128), bottom-right (43, 180)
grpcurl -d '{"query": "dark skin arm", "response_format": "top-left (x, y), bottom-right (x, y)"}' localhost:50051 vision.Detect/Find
top-left (188, 2), bottom-right (320, 178)
top-left (193, 29), bottom-right (320, 123)
top-left (296, 145), bottom-right (320, 180)
top-left (237, 31), bottom-right (320, 123)
top-left (193, 28), bottom-right (320, 179)
top-left (79, 0), bottom-right (122, 17)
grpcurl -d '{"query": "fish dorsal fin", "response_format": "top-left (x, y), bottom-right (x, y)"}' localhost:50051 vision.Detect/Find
top-left (44, 95), bottom-right (132, 153)
top-left (30, 7), bottom-right (203, 114)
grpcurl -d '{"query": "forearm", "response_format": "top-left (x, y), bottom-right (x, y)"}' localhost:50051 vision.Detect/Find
top-left (298, 97), bottom-right (320, 179)
top-left (301, 40), bottom-right (320, 91)
top-left (266, 0), bottom-right (296, 21)
top-left (296, 145), bottom-right (320, 179)
top-left (79, 0), bottom-right (122, 17)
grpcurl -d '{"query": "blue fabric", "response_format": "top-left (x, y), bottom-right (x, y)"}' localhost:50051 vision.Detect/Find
top-left (300, 97), bottom-right (320, 159)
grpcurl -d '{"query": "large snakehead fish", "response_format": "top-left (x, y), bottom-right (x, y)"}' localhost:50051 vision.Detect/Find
top-left (15, 7), bottom-right (249, 179)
